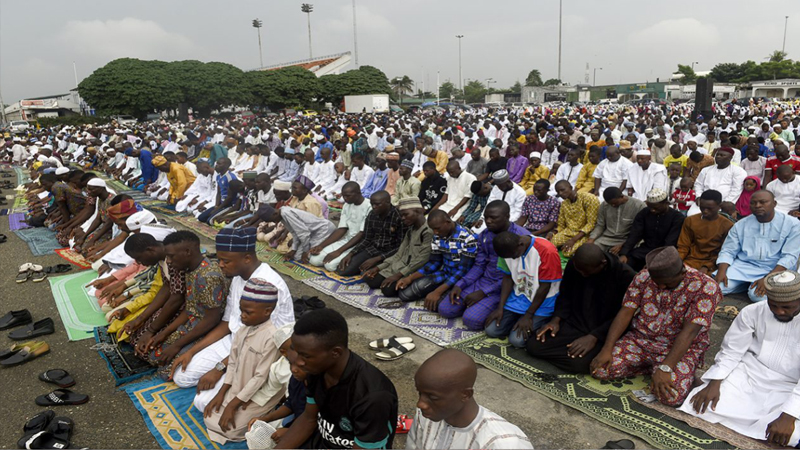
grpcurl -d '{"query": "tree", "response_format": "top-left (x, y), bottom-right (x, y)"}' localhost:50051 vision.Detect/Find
top-left (248, 66), bottom-right (320, 110)
top-left (709, 63), bottom-right (746, 83)
top-left (167, 61), bottom-right (251, 117)
top-left (439, 81), bottom-right (460, 100)
top-left (525, 69), bottom-right (543, 86)
top-left (675, 64), bottom-right (697, 85)
top-left (543, 78), bottom-right (562, 86)
top-left (463, 80), bottom-right (487, 104)
top-left (317, 65), bottom-right (391, 104)
top-left (390, 75), bottom-right (414, 104)
top-left (768, 50), bottom-right (789, 62)
top-left (510, 81), bottom-right (522, 94)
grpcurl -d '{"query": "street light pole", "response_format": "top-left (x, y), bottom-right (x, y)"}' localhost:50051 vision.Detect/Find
top-left (593, 67), bottom-right (602, 86)
top-left (557, 0), bottom-right (562, 81)
top-left (252, 19), bottom-right (264, 68)
top-left (352, 0), bottom-right (359, 67)
top-left (301, 4), bottom-right (314, 59)
top-left (456, 35), bottom-right (464, 91)
top-left (783, 16), bottom-right (789, 53)
top-left (691, 61), bottom-right (699, 71)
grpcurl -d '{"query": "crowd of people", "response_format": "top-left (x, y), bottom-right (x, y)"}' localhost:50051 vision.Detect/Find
top-left (6, 96), bottom-right (800, 448)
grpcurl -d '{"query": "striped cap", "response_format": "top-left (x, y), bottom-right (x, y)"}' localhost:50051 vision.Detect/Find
top-left (241, 278), bottom-right (278, 303)
top-left (215, 227), bottom-right (257, 252)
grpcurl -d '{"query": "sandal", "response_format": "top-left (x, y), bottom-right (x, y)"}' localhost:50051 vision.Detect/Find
top-left (35, 389), bottom-right (89, 407)
top-left (19, 263), bottom-right (42, 273)
top-left (17, 410), bottom-right (56, 449)
top-left (369, 336), bottom-right (413, 350)
top-left (21, 431), bottom-right (70, 450)
top-left (44, 265), bottom-right (71, 274)
top-left (0, 341), bottom-right (50, 367)
top-left (603, 439), bottom-right (635, 449)
top-left (375, 342), bottom-right (416, 361)
top-left (376, 299), bottom-right (403, 309)
top-left (16, 271), bottom-right (32, 283)
top-left (47, 416), bottom-right (74, 443)
top-left (0, 234), bottom-right (7, 244)
top-left (39, 369), bottom-right (76, 388)
top-left (31, 271), bottom-right (48, 283)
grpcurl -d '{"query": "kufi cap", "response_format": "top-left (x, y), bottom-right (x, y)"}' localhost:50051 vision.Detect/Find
top-left (274, 323), bottom-right (294, 349)
top-left (285, 148), bottom-right (296, 155)
top-left (125, 210), bottom-right (156, 231)
top-left (647, 188), bottom-right (668, 203)
top-left (384, 152), bottom-right (399, 160)
top-left (764, 271), bottom-right (800, 303)
top-left (636, 149), bottom-right (652, 156)
top-left (645, 128), bottom-right (654, 133)
top-left (151, 155), bottom-right (168, 166)
top-left (55, 167), bottom-right (70, 175)
top-left (716, 147), bottom-right (735, 156)
top-left (401, 160), bottom-right (415, 170)
top-left (645, 247), bottom-right (684, 279)
top-left (37, 155), bottom-right (47, 162)
top-left (295, 175), bottom-right (315, 190)
top-left (42, 144), bottom-right (53, 150)
top-left (87, 178), bottom-right (107, 188)
top-left (256, 204), bottom-right (276, 221)
top-left (530, 152), bottom-right (542, 159)
top-left (273, 180), bottom-right (291, 191)
top-left (491, 169), bottom-right (510, 183)
top-left (421, 147), bottom-right (433, 156)
top-left (398, 197), bottom-right (423, 211)
top-left (139, 224), bottom-right (175, 242)
top-left (215, 227), bottom-right (257, 253)
top-left (241, 278), bottom-right (278, 303)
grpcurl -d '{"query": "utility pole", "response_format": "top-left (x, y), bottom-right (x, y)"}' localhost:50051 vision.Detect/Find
top-left (691, 61), bottom-right (699, 71)
top-left (301, 4), bottom-right (314, 59)
top-left (352, 0), bottom-right (359, 67)
top-left (252, 19), bottom-right (264, 68)
top-left (0, 81), bottom-right (7, 124)
top-left (593, 67), bottom-right (602, 86)
top-left (437, 71), bottom-right (440, 105)
top-left (558, 0), bottom-right (562, 81)
top-left (783, 16), bottom-right (789, 53)
top-left (456, 35), bottom-right (464, 91)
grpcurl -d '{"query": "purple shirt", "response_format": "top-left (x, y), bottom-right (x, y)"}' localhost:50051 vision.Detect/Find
top-left (506, 155), bottom-right (529, 183)
top-left (455, 222), bottom-right (530, 294)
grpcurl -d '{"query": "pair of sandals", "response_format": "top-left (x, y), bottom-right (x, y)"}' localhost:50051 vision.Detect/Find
top-left (0, 341), bottom-right (50, 366)
top-left (369, 336), bottom-right (416, 361)
top-left (17, 263), bottom-right (72, 283)
top-left (18, 410), bottom-right (75, 449)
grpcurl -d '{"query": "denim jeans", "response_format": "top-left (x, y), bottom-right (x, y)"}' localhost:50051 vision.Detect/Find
top-left (484, 309), bottom-right (550, 348)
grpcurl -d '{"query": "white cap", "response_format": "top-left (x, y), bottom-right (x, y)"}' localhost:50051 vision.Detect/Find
top-left (55, 167), bottom-right (70, 175)
top-left (126, 210), bottom-right (156, 231)
top-left (139, 224), bottom-right (176, 242)
top-left (37, 155), bottom-right (47, 162)
top-left (42, 144), bottom-right (53, 150)
top-left (530, 152), bottom-right (542, 159)
top-left (87, 178), bottom-right (107, 188)
top-left (636, 149), bottom-right (652, 156)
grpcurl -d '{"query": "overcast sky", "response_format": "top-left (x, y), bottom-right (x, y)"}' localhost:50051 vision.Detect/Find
top-left (2, 0), bottom-right (799, 102)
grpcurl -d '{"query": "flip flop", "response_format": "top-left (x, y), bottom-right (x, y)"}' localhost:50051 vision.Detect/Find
top-left (31, 271), bottom-right (48, 283)
top-left (19, 263), bottom-right (43, 273)
top-left (39, 369), bottom-right (76, 388)
top-left (375, 342), bottom-right (416, 361)
top-left (369, 336), bottom-right (413, 350)
top-left (0, 234), bottom-right (6, 244)
top-left (21, 431), bottom-right (70, 450)
top-left (603, 439), bottom-right (636, 449)
top-left (35, 389), bottom-right (89, 407)
top-left (44, 265), bottom-right (72, 274)
top-left (46, 416), bottom-right (74, 442)
top-left (16, 271), bottom-right (31, 283)
top-left (9, 318), bottom-right (55, 340)
top-left (0, 342), bottom-right (50, 367)
top-left (17, 410), bottom-right (55, 449)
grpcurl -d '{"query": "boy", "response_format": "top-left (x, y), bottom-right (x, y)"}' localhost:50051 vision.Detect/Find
top-left (672, 177), bottom-right (696, 215)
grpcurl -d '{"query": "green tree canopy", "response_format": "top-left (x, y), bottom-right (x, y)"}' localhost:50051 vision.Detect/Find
top-left (247, 66), bottom-right (320, 110)
top-left (525, 69), bottom-right (543, 86)
top-left (463, 80), bottom-right (487, 104)
top-left (543, 78), bottom-right (562, 86)
top-left (317, 65), bottom-right (391, 104)
top-left (510, 81), bottom-right (522, 94)
top-left (675, 64), bottom-right (697, 85)
top-left (439, 81), bottom-right (461, 100)
top-left (709, 63), bottom-right (746, 82)
top-left (768, 50), bottom-right (788, 62)
top-left (168, 61), bottom-right (251, 116)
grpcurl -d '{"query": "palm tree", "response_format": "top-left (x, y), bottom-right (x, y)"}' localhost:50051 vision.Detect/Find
top-left (768, 50), bottom-right (788, 62)
top-left (390, 75), bottom-right (414, 104)
top-left (525, 69), bottom-right (543, 86)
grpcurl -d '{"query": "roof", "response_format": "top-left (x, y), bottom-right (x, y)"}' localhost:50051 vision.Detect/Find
top-left (252, 52), bottom-right (352, 77)
top-left (24, 94), bottom-right (71, 101)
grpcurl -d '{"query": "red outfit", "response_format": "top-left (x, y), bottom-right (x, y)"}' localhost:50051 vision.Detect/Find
top-left (765, 156), bottom-right (800, 181)
top-left (593, 268), bottom-right (721, 406)
top-left (671, 189), bottom-right (696, 211)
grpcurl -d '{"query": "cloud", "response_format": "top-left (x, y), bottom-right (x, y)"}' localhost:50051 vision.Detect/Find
top-left (627, 18), bottom-right (720, 53)
top-left (59, 17), bottom-right (198, 61)
top-left (327, 4), bottom-right (396, 34)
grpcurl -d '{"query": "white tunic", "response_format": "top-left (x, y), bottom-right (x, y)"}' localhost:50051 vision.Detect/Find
top-left (679, 302), bottom-right (800, 444)
top-left (627, 163), bottom-right (668, 202)
top-left (551, 162), bottom-right (583, 193)
top-left (540, 149), bottom-right (560, 170)
top-left (485, 183), bottom-right (527, 223)
top-left (316, 160), bottom-right (337, 192)
top-left (766, 177), bottom-right (800, 214)
top-left (439, 171), bottom-right (477, 218)
top-left (350, 165), bottom-right (374, 189)
top-left (594, 158), bottom-right (633, 197)
top-left (406, 406), bottom-right (532, 450)
top-left (690, 164), bottom-right (747, 215)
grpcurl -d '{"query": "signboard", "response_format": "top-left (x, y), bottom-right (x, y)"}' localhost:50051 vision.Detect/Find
top-left (21, 99), bottom-right (57, 108)
top-left (762, 80), bottom-right (799, 86)
top-left (606, 89), bottom-right (617, 98)
top-left (544, 92), bottom-right (567, 102)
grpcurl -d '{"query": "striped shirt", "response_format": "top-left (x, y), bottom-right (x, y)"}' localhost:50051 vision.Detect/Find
top-left (406, 406), bottom-right (532, 449)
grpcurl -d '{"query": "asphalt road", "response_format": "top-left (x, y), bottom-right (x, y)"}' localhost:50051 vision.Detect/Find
top-left (0, 183), bottom-right (750, 449)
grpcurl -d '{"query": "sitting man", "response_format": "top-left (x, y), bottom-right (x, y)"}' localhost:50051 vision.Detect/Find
top-left (547, 180), bottom-right (600, 258)
top-left (363, 198), bottom-right (433, 297)
top-left (407, 349), bottom-right (533, 449)
top-left (591, 246), bottom-right (722, 406)
top-left (308, 182), bottom-right (372, 272)
top-left (626, 149), bottom-right (668, 202)
top-left (458, 180), bottom-right (492, 229)
top-left (527, 244), bottom-right (636, 373)
top-left (268, 205), bottom-right (336, 263)
top-left (152, 154), bottom-right (197, 205)
top-left (586, 187), bottom-right (645, 254)
top-left (392, 160), bottom-right (421, 206)
top-left (618, 188), bottom-right (685, 272)
top-left (679, 270), bottom-right (800, 447)
top-left (716, 190), bottom-right (800, 302)
top-left (765, 165), bottom-right (800, 215)
top-left (677, 190), bottom-right (734, 274)
top-left (273, 308), bottom-right (398, 449)
top-left (432, 160), bottom-right (476, 220)
top-left (474, 169), bottom-right (527, 230)
top-left (336, 190), bottom-right (405, 277)
top-left (517, 179), bottom-right (560, 236)
top-left (486, 231), bottom-right (562, 348)
top-left (396, 210), bottom-right (478, 311)
top-left (441, 201), bottom-right (530, 330)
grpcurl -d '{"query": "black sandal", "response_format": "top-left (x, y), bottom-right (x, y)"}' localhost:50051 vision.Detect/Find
top-left (0, 234), bottom-right (7, 244)
top-left (17, 410), bottom-right (55, 449)
top-left (39, 369), bottom-right (76, 388)
top-left (44, 265), bottom-right (72, 274)
top-left (35, 389), bottom-right (89, 407)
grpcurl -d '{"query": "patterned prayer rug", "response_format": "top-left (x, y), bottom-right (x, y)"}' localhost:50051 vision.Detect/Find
top-left (147, 204), bottom-right (186, 217)
top-left (93, 326), bottom-right (155, 385)
top-left (448, 334), bottom-right (734, 449)
top-left (170, 215), bottom-right (219, 240)
top-left (13, 227), bottom-right (61, 256)
top-left (302, 276), bottom-right (480, 346)
top-left (255, 243), bottom-right (316, 281)
top-left (55, 247), bottom-right (93, 269)
top-left (12, 195), bottom-right (28, 211)
top-left (124, 378), bottom-right (247, 450)
top-left (15, 167), bottom-right (29, 185)
top-left (8, 212), bottom-right (30, 230)
top-left (49, 270), bottom-right (108, 341)
top-left (289, 260), bottom-right (363, 285)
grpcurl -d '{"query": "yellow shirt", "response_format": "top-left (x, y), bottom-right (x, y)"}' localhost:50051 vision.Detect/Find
top-left (167, 162), bottom-right (197, 201)
top-left (418, 151), bottom-right (449, 180)
top-left (575, 162), bottom-right (598, 193)
top-left (520, 165), bottom-right (550, 195)
top-left (663, 155), bottom-right (689, 175)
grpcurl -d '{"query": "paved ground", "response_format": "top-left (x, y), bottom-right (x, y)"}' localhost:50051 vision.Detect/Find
top-left (0, 187), bottom-right (750, 449)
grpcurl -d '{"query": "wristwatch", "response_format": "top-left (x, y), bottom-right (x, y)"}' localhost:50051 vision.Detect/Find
top-left (214, 362), bottom-right (227, 373)
top-left (656, 364), bottom-right (672, 373)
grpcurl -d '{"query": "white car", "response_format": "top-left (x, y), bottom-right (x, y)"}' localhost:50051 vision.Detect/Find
top-left (113, 115), bottom-right (137, 126)
top-left (10, 120), bottom-right (30, 133)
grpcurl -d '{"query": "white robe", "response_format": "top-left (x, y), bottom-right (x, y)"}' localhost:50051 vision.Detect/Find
top-left (690, 164), bottom-right (747, 215)
top-left (476, 183), bottom-right (527, 232)
top-left (679, 302), bottom-right (800, 444)
top-left (439, 171), bottom-right (477, 218)
top-left (627, 163), bottom-right (668, 202)
top-left (766, 177), bottom-right (800, 214)
top-left (594, 158), bottom-right (634, 198)
top-left (549, 162), bottom-right (583, 195)
top-left (350, 165), bottom-right (374, 189)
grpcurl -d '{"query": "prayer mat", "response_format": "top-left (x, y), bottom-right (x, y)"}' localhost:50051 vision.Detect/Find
top-left (103, 178), bottom-right (130, 193)
top-left (13, 227), bottom-right (62, 256)
top-left (12, 195), bottom-right (28, 211)
top-left (147, 204), bottom-right (186, 217)
top-left (15, 167), bottom-right (29, 185)
top-left (49, 269), bottom-right (108, 341)
top-left (93, 326), bottom-right (155, 385)
top-left (55, 247), bottom-right (93, 269)
top-left (170, 215), bottom-right (219, 240)
top-left (8, 213), bottom-right (30, 230)
top-left (448, 334), bottom-right (732, 450)
top-left (123, 190), bottom-right (156, 204)
top-left (302, 275), bottom-right (480, 346)
top-left (124, 378), bottom-right (248, 450)
top-left (255, 243), bottom-right (315, 281)
top-left (289, 260), bottom-right (364, 285)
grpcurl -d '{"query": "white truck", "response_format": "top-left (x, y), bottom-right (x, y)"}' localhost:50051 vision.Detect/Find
top-left (343, 94), bottom-right (390, 114)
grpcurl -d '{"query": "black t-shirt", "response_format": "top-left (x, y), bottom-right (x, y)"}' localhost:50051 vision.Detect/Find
top-left (419, 175), bottom-right (447, 213)
top-left (486, 157), bottom-right (508, 176)
top-left (306, 351), bottom-right (398, 449)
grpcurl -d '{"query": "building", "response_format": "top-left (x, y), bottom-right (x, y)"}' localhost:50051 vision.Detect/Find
top-left (748, 79), bottom-right (800, 98)
top-left (4, 92), bottom-right (84, 121)
top-left (520, 86), bottom-right (573, 103)
top-left (665, 82), bottom-right (737, 100)
top-left (253, 51), bottom-right (352, 77)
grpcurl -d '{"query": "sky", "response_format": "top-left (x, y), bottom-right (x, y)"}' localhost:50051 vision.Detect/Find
top-left (2, 0), bottom-right (799, 102)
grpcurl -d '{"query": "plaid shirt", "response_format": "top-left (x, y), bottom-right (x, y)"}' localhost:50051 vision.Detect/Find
top-left (419, 224), bottom-right (478, 286)
top-left (352, 207), bottom-right (407, 259)
top-left (460, 194), bottom-right (489, 228)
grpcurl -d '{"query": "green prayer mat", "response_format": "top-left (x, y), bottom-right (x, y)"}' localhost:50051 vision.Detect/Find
top-left (448, 334), bottom-right (735, 449)
top-left (255, 242), bottom-right (315, 281)
top-left (50, 270), bottom-right (109, 341)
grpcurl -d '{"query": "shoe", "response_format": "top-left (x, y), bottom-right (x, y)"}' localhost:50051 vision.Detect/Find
top-left (0, 341), bottom-right (49, 367)
top-left (0, 341), bottom-right (37, 360)
top-left (9, 318), bottom-right (55, 341)
top-left (0, 309), bottom-right (32, 330)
